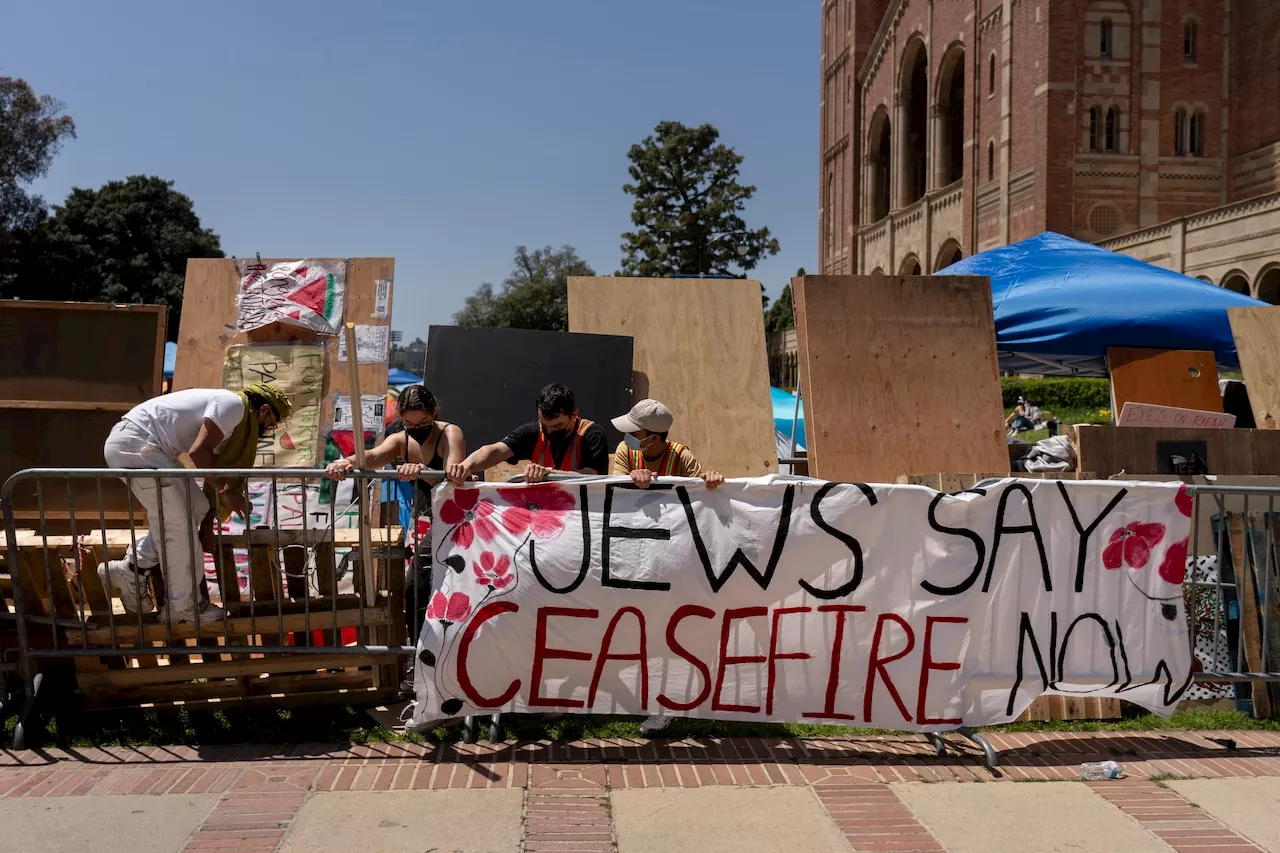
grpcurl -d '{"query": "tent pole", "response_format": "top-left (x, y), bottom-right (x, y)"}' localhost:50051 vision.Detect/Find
top-left (788, 380), bottom-right (802, 461)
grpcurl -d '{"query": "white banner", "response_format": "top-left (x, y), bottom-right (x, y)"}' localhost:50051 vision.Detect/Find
top-left (413, 477), bottom-right (1193, 730)
top-left (236, 258), bottom-right (346, 334)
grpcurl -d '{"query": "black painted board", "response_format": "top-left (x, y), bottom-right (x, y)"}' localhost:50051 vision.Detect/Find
top-left (423, 325), bottom-right (634, 451)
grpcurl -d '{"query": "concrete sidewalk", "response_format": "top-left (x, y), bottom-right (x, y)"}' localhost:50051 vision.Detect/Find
top-left (2, 730), bottom-right (1280, 852)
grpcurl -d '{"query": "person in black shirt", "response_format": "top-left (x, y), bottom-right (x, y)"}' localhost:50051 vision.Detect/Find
top-left (451, 383), bottom-right (608, 483)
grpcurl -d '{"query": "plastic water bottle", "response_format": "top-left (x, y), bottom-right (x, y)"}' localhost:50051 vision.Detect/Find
top-left (1080, 760), bottom-right (1124, 781)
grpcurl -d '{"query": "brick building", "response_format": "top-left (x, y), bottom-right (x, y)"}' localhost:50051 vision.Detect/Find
top-left (818, 0), bottom-right (1280, 299)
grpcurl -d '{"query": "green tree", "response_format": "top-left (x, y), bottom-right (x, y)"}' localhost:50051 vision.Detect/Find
top-left (0, 77), bottom-right (76, 292)
top-left (454, 245), bottom-right (595, 331)
top-left (31, 176), bottom-right (223, 339)
top-left (765, 267), bottom-right (805, 334)
top-left (619, 121), bottom-right (780, 277)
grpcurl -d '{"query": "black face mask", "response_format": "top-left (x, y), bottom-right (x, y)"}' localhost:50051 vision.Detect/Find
top-left (404, 425), bottom-right (434, 444)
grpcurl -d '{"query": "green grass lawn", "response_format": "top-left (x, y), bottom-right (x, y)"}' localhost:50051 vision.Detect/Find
top-left (1006, 405), bottom-right (1112, 444)
top-left (6, 701), bottom-right (1275, 748)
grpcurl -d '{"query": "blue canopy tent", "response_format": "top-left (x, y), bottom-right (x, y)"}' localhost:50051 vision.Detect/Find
top-left (163, 341), bottom-right (177, 380)
top-left (386, 368), bottom-right (422, 388)
top-left (937, 232), bottom-right (1267, 377)
top-left (771, 386), bottom-right (805, 449)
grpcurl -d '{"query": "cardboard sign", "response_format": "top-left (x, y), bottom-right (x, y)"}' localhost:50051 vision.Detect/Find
top-left (223, 343), bottom-right (325, 467)
top-left (1119, 402), bottom-right (1236, 430)
top-left (411, 477), bottom-right (1193, 730)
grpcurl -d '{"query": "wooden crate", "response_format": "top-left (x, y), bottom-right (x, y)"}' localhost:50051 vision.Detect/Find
top-left (1074, 425), bottom-right (1280, 478)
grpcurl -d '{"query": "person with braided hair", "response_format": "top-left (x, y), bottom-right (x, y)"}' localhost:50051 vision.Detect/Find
top-left (97, 382), bottom-right (292, 624)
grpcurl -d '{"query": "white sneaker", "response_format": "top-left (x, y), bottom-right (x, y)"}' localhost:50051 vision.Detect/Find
top-left (97, 560), bottom-right (154, 614)
top-left (640, 714), bottom-right (673, 735)
top-left (157, 600), bottom-right (225, 625)
top-left (401, 703), bottom-right (462, 734)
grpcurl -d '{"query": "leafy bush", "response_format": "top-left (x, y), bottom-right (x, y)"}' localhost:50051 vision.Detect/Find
top-left (1001, 377), bottom-right (1111, 409)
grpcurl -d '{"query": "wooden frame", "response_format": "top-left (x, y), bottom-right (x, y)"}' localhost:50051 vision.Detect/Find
top-left (0, 301), bottom-right (166, 521)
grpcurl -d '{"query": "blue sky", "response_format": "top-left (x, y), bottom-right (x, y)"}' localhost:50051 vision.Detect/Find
top-left (6, 0), bottom-right (817, 339)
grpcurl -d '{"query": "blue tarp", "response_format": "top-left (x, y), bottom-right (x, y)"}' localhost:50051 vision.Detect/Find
top-left (937, 232), bottom-right (1267, 376)
top-left (163, 341), bottom-right (177, 379)
top-left (771, 386), bottom-right (805, 448)
top-left (387, 368), bottom-right (422, 387)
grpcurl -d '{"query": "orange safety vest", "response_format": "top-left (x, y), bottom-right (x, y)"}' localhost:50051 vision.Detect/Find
top-left (530, 417), bottom-right (597, 471)
top-left (626, 441), bottom-right (687, 476)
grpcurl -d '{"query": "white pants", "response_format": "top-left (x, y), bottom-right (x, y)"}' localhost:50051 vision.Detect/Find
top-left (103, 420), bottom-right (208, 609)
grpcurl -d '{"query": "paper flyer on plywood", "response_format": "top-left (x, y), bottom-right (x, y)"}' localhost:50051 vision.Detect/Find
top-left (236, 258), bottom-right (346, 334)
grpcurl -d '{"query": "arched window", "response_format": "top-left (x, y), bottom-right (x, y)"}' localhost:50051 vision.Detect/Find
top-left (1184, 20), bottom-right (1198, 62)
top-left (1174, 108), bottom-right (1188, 156)
top-left (1099, 18), bottom-right (1113, 58)
top-left (988, 53), bottom-right (996, 95)
top-left (987, 140), bottom-right (995, 181)
top-left (1089, 106), bottom-right (1102, 152)
top-left (1104, 107), bottom-right (1118, 152)
top-left (1189, 110), bottom-right (1205, 156)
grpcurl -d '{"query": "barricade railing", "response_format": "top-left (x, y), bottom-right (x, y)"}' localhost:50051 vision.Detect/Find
top-left (1183, 485), bottom-right (1280, 703)
top-left (0, 466), bottom-right (445, 747)
top-left (4, 472), bottom-right (1279, 755)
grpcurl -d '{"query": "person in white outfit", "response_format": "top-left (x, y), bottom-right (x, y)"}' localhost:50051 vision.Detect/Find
top-left (97, 382), bottom-right (291, 624)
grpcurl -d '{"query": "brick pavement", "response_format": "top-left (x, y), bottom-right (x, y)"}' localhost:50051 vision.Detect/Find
top-left (0, 730), bottom-right (1278, 851)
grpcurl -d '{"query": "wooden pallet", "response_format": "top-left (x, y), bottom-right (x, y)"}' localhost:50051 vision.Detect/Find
top-left (3, 525), bottom-right (407, 709)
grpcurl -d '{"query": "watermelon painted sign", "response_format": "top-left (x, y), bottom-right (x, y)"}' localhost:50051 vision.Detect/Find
top-left (236, 258), bottom-right (346, 334)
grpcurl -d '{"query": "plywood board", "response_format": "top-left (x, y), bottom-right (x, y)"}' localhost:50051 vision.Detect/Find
top-left (1107, 347), bottom-right (1222, 415)
top-left (1074, 425), bottom-right (1280, 479)
top-left (176, 258), bottom-right (394, 460)
top-left (568, 276), bottom-right (776, 477)
top-left (1228, 307), bottom-right (1280, 430)
top-left (791, 275), bottom-right (1006, 483)
top-left (424, 325), bottom-right (633, 449)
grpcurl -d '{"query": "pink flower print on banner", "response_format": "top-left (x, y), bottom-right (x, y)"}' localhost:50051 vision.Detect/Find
top-left (426, 591), bottom-right (472, 626)
top-left (1102, 522), bottom-right (1166, 570)
top-left (1159, 538), bottom-right (1189, 585)
top-left (473, 552), bottom-right (513, 590)
top-left (1175, 483), bottom-right (1193, 518)
top-left (438, 488), bottom-right (498, 548)
top-left (496, 485), bottom-right (576, 539)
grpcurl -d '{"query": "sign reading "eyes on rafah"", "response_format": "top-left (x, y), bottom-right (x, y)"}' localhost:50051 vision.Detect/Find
top-left (410, 477), bottom-right (1193, 731)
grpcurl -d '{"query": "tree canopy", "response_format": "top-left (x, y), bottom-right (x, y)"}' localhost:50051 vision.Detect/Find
top-left (619, 121), bottom-right (779, 277)
top-left (0, 77), bottom-right (75, 293)
top-left (765, 267), bottom-right (804, 334)
top-left (27, 176), bottom-right (223, 338)
top-left (454, 245), bottom-right (595, 331)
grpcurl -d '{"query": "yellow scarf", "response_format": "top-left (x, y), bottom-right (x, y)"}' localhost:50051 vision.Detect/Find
top-left (204, 390), bottom-right (261, 521)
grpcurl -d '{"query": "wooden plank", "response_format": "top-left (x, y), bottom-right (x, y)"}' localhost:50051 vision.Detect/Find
top-left (792, 275), bottom-right (1006, 482)
top-left (568, 276), bottom-right (776, 477)
top-left (70, 606), bottom-right (387, 645)
top-left (0, 400), bottom-right (136, 412)
top-left (1074, 425), bottom-right (1279, 478)
top-left (75, 652), bottom-right (396, 690)
top-left (1228, 306), bottom-right (1280, 429)
top-left (1228, 514), bottom-right (1273, 718)
top-left (1107, 347), bottom-right (1222, 414)
top-left (81, 673), bottom-right (381, 708)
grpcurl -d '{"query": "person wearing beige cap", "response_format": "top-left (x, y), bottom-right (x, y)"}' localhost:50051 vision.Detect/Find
top-left (610, 399), bottom-right (723, 490)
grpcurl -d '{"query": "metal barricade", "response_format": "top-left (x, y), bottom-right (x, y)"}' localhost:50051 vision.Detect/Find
top-left (1184, 484), bottom-right (1280, 707)
top-left (0, 466), bottom-right (442, 748)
